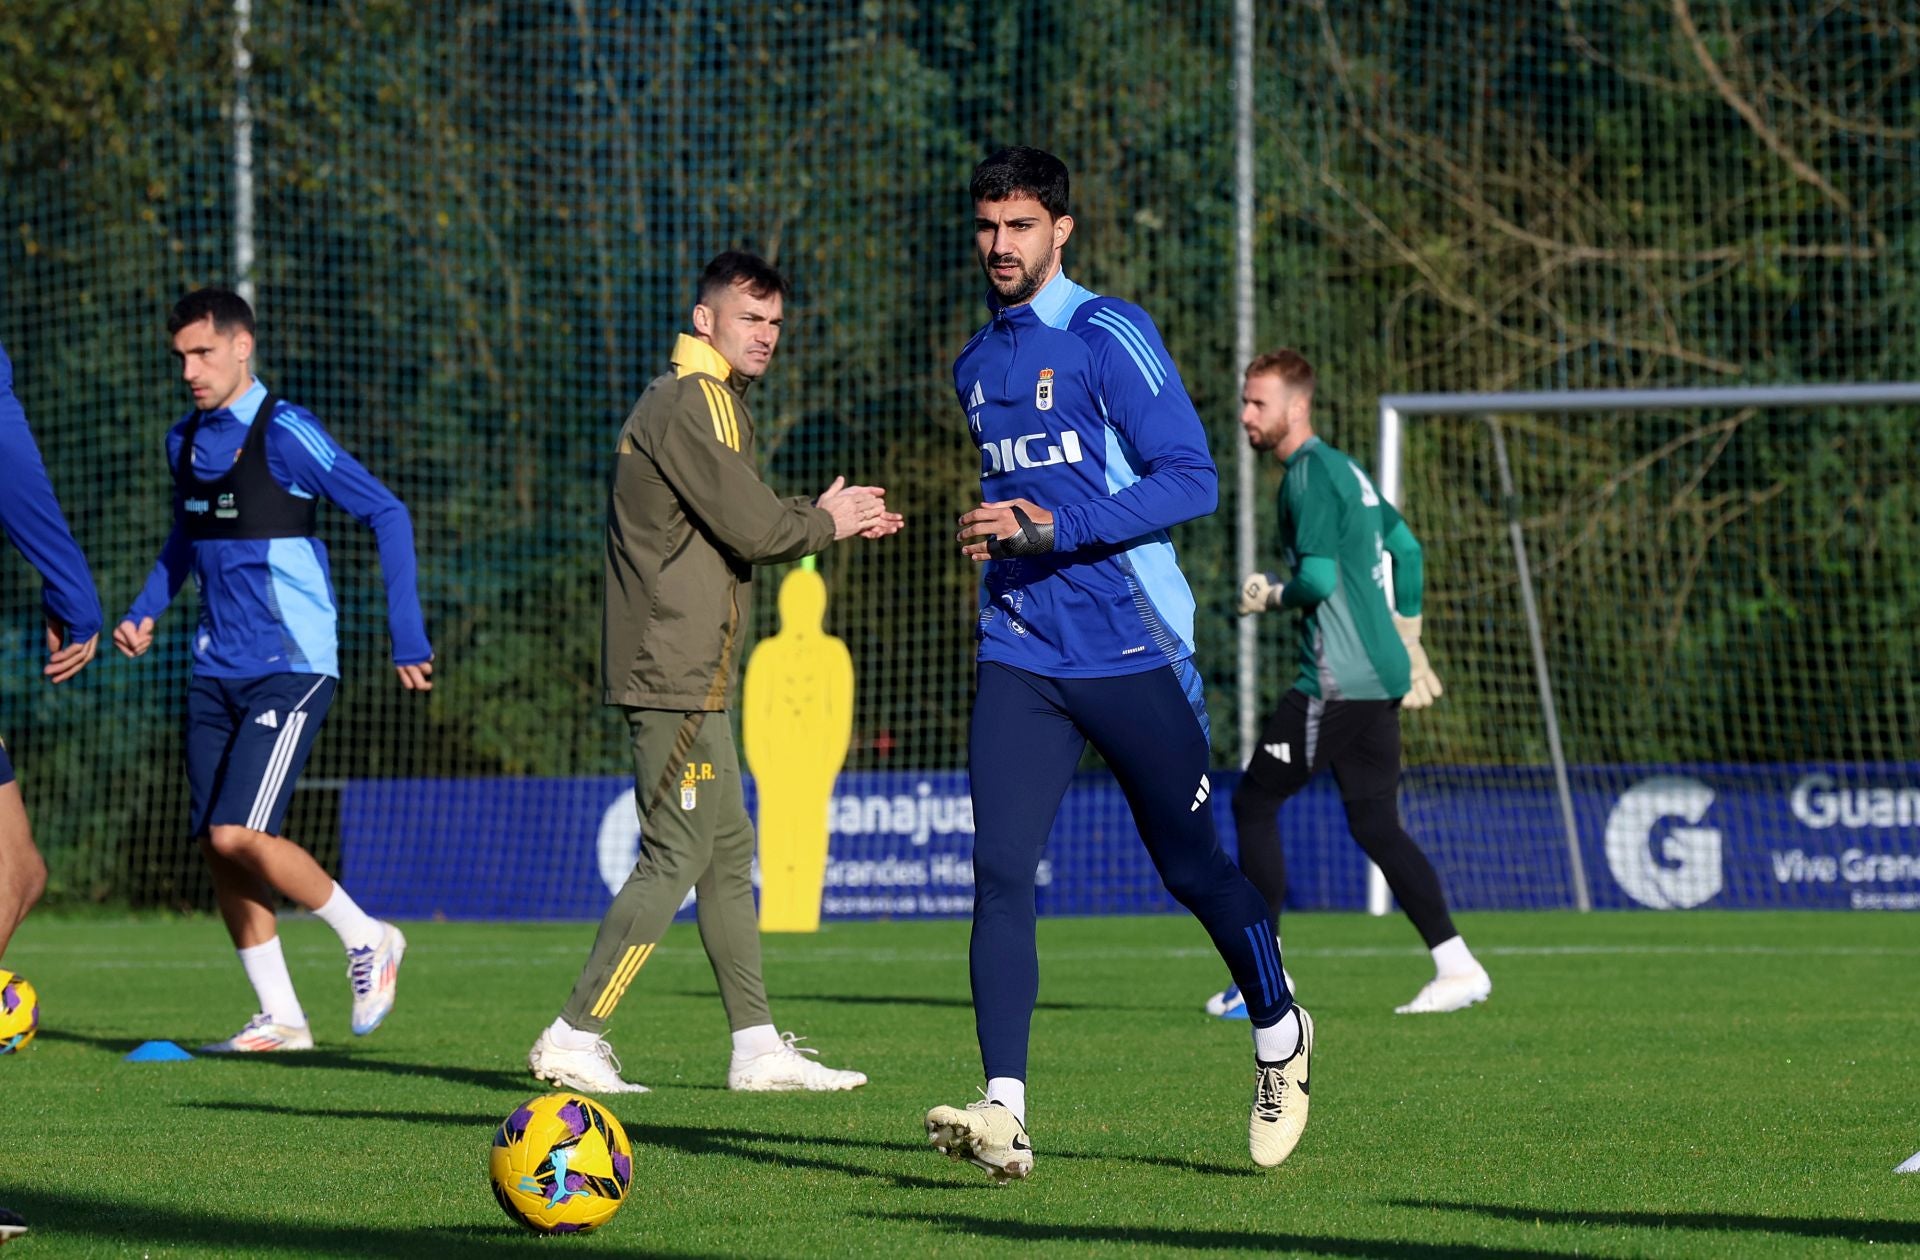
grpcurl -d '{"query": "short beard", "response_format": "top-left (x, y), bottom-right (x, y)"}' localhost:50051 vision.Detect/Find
top-left (987, 252), bottom-right (1050, 306)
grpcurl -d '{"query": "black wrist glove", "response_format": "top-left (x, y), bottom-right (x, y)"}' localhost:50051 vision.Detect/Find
top-left (987, 505), bottom-right (1055, 559)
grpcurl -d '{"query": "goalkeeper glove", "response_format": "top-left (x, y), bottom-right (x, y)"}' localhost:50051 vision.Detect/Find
top-left (1394, 613), bottom-right (1444, 709)
top-left (1237, 572), bottom-right (1286, 616)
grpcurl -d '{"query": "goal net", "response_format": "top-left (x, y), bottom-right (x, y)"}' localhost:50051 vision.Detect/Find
top-left (1389, 391), bottom-right (1920, 912)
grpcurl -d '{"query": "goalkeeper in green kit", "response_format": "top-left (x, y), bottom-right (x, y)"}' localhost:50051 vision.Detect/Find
top-left (1211, 349), bottom-right (1491, 1017)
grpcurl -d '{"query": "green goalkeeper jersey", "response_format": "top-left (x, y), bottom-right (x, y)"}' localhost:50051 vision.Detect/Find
top-left (1277, 435), bottom-right (1421, 701)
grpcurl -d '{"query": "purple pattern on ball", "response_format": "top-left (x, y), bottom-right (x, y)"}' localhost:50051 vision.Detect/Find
top-left (551, 1223), bottom-right (582, 1233)
top-left (558, 1101), bottom-right (588, 1135)
top-left (2, 985), bottom-right (17, 1016)
top-left (612, 1152), bottom-right (631, 1182)
top-left (508, 1106), bottom-right (533, 1133)
top-left (565, 1172), bottom-right (586, 1191)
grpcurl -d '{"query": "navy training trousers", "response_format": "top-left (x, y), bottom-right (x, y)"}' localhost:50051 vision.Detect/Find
top-left (967, 659), bottom-right (1292, 1081)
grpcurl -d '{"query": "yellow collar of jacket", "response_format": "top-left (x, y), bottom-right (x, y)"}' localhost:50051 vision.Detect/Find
top-left (671, 334), bottom-right (737, 385)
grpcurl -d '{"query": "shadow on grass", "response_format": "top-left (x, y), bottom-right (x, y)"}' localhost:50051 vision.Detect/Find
top-left (41, 1027), bottom-right (529, 1091)
top-left (0, 1186), bottom-right (690, 1258)
top-left (757, 991), bottom-right (1137, 1012)
top-left (187, 1099), bottom-right (505, 1127)
top-left (183, 1101), bottom-right (1254, 1184)
top-left (185, 1100), bottom-right (970, 1191)
top-left (213, 1046), bottom-right (533, 1092)
top-left (1390, 1199), bottom-right (1920, 1246)
top-left (35, 1029), bottom-right (146, 1054)
top-left (863, 1211), bottom-right (1554, 1257)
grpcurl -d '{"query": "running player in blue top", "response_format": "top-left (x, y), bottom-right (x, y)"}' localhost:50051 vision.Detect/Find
top-left (0, 340), bottom-right (103, 962)
top-left (114, 289), bottom-right (431, 1052)
top-left (923, 148), bottom-right (1311, 1180)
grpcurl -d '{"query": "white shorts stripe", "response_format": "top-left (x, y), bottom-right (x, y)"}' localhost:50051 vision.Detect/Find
top-left (246, 710), bottom-right (308, 832)
top-left (245, 713), bottom-right (293, 832)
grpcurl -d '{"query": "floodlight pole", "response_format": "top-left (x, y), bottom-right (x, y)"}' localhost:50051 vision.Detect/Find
top-left (1232, 0), bottom-right (1257, 763)
top-left (233, 0), bottom-right (256, 307)
top-left (1368, 409), bottom-right (1404, 916)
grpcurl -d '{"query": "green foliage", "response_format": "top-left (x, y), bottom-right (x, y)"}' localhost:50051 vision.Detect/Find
top-left (3, 0), bottom-right (1918, 902)
top-left (0, 1), bottom-right (207, 150)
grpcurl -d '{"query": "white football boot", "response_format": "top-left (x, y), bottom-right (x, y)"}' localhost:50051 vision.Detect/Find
top-left (926, 1099), bottom-right (1034, 1184)
top-left (527, 1028), bottom-right (651, 1095)
top-left (1205, 983), bottom-right (1247, 1018)
top-left (0, 1206), bottom-right (27, 1244)
top-left (200, 1013), bottom-right (315, 1053)
top-left (347, 923), bottom-right (407, 1035)
top-left (727, 1032), bottom-right (867, 1092)
top-left (1394, 966), bottom-right (1492, 1015)
top-left (1249, 1005), bottom-right (1312, 1168)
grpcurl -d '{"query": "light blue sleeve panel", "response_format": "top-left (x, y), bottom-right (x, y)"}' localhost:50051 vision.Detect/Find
top-left (1052, 301), bottom-right (1217, 552)
top-left (1099, 425), bottom-right (1198, 658)
top-left (265, 404), bottom-right (432, 666)
top-left (266, 537), bottom-right (341, 676)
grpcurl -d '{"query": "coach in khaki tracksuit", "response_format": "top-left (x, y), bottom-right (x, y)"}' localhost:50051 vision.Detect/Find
top-left (529, 251), bottom-right (902, 1096)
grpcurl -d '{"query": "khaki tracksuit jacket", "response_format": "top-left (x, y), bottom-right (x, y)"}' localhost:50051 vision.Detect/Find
top-left (602, 333), bottom-right (835, 710)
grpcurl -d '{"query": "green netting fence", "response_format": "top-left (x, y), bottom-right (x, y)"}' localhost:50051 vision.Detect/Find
top-left (2, 0), bottom-right (1915, 909)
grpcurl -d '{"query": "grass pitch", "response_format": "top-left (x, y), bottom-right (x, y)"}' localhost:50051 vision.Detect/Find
top-left (2, 910), bottom-right (1916, 1257)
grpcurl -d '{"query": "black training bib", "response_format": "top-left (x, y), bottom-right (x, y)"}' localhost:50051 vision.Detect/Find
top-left (174, 396), bottom-right (319, 540)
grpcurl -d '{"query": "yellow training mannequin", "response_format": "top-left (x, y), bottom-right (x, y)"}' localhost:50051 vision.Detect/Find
top-left (742, 566), bottom-right (853, 932)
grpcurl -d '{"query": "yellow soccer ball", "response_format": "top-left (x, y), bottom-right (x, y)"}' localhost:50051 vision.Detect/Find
top-left (489, 1093), bottom-right (633, 1234)
top-left (0, 970), bottom-right (37, 1053)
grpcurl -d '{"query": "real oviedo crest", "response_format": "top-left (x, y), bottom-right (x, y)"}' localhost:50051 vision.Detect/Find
top-left (1035, 368), bottom-right (1054, 412)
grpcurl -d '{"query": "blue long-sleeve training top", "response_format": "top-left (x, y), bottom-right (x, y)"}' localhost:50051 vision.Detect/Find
top-left (125, 378), bottom-right (430, 679)
top-left (0, 342), bottom-right (104, 642)
top-left (954, 270), bottom-right (1217, 678)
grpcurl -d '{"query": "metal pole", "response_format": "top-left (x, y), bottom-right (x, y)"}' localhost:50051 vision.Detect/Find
top-left (1377, 405), bottom-right (1403, 504)
top-left (1232, 0), bottom-right (1258, 763)
top-left (233, 0), bottom-right (256, 307)
top-left (1366, 405), bottom-right (1406, 916)
top-left (1485, 417), bottom-right (1592, 911)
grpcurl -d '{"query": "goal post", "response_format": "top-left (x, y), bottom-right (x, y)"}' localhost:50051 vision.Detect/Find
top-left (1375, 383), bottom-right (1920, 915)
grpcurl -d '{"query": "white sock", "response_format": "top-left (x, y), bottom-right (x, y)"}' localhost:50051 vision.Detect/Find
top-left (731, 1024), bottom-right (783, 1060)
top-left (238, 938), bottom-right (306, 1029)
top-left (985, 1077), bottom-right (1026, 1127)
top-left (545, 1017), bottom-right (600, 1051)
top-left (1253, 1008), bottom-right (1301, 1063)
top-left (1431, 935), bottom-right (1480, 977)
top-left (313, 882), bottom-right (382, 952)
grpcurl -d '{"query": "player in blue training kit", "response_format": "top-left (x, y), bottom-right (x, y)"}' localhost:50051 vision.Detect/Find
top-left (115, 289), bottom-right (432, 1052)
top-left (0, 340), bottom-right (104, 962)
top-left (924, 147), bottom-right (1312, 1180)
top-left (0, 340), bottom-right (102, 1248)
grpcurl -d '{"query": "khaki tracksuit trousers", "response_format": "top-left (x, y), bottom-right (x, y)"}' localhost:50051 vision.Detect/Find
top-left (560, 708), bottom-right (769, 1034)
